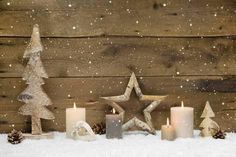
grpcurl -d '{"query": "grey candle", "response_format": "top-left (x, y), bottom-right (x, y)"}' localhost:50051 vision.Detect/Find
top-left (106, 109), bottom-right (122, 139)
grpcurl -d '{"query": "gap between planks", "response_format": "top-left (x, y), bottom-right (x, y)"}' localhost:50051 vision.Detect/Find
top-left (0, 34), bottom-right (235, 39)
top-left (0, 75), bottom-right (236, 79)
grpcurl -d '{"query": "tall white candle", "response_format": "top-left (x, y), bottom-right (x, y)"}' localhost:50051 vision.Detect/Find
top-left (66, 102), bottom-right (86, 138)
top-left (171, 101), bottom-right (194, 138)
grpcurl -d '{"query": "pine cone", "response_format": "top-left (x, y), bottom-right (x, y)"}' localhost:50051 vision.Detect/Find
top-left (8, 129), bottom-right (24, 144)
top-left (92, 122), bottom-right (106, 135)
top-left (213, 130), bottom-right (226, 139)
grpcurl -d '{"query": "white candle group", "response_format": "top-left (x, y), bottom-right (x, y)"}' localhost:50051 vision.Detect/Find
top-left (66, 103), bottom-right (86, 138)
top-left (65, 101), bottom-right (194, 140)
top-left (171, 101), bottom-right (194, 138)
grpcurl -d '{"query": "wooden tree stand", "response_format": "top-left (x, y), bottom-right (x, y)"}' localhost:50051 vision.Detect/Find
top-left (23, 132), bottom-right (54, 140)
top-left (23, 116), bottom-right (54, 140)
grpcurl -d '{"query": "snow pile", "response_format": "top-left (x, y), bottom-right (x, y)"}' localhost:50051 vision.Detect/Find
top-left (0, 131), bottom-right (236, 157)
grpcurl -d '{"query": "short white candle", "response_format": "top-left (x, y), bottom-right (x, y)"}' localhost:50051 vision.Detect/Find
top-left (171, 101), bottom-right (194, 138)
top-left (161, 118), bottom-right (175, 141)
top-left (66, 102), bottom-right (86, 138)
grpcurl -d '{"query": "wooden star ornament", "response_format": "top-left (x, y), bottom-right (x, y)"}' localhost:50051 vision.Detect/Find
top-left (101, 72), bottom-right (167, 135)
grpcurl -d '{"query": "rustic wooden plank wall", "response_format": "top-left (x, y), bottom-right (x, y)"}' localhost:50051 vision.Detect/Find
top-left (0, 0), bottom-right (235, 133)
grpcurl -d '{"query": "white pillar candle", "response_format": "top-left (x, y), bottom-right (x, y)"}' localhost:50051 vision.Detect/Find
top-left (171, 101), bottom-right (194, 138)
top-left (66, 103), bottom-right (86, 138)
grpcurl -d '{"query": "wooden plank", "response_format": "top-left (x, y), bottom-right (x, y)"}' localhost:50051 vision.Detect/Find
top-left (1, 100), bottom-right (235, 126)
top-left (0, 109), bottom-right (106, 126)
top-left (0, 37), bottom-right (235, 77)
top-left (1, 77), bottom-right (236, 109)
top-left (1, 109), bottom-right (235, 133)
top-left (0, 124), bottom-right (30, 133)
top-left (1, 77), bottom-right (236, 104)
top-left (1, 0), bottom-right (235, 11)
top-left (0, 0), bottom-right (235, 37)
top-left (0, 109), bottom-right (106, 133)
top-left (0, 77), bottom-right (236, 133)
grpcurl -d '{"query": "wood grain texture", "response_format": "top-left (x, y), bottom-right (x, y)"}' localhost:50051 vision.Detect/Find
top-left (0, 0), bottom-right (236, 133)
top-left (0, 0), bottom-right (235, 37)
top-left (0, 77), bottom-right (236, 133)
top-left (0, 37), bottom-right (235, 77)
top-left (1, 0), bottom-right (235, 11)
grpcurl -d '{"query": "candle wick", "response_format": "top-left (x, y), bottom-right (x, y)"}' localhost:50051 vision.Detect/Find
top-left (73, 102), bottom-right (76, 109)
top-left (112, 108), bottom-right (116, 114)
top-left (167, 118), bottom-right (170, 127)
top-left (181, 101), bottom-right (184, 108)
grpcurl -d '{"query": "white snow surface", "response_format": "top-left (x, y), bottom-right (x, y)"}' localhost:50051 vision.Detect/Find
top-left (1, 131), bottom-right (236, 157)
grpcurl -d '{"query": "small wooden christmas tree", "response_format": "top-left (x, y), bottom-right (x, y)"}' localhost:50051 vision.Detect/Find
top-left (18, 24), bottom-right (55, 136)
top-left (199, 101), bottom-right (219, 137)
